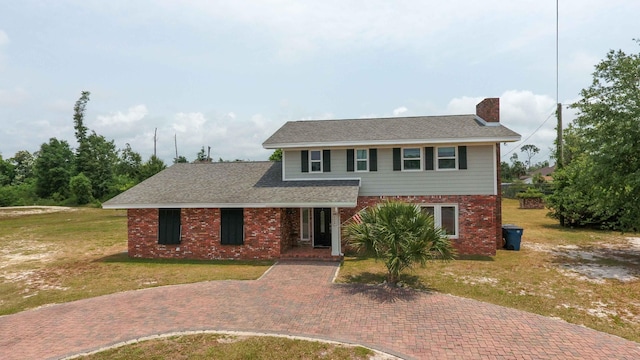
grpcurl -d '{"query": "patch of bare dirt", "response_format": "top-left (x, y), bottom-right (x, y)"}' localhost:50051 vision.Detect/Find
top-left (524, 237), bottom-right (640, 283)
top-left (0, 206), bottom-right (76, 217)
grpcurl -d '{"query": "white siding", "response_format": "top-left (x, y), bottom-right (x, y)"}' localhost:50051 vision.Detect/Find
top-left (284, 145), bottom-right (496, 195)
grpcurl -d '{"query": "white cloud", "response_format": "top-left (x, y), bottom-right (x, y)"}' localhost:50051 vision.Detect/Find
top-left (393, 106), bottom-right (408, 116)
top-left (95, 104), bottom-right (148, 127)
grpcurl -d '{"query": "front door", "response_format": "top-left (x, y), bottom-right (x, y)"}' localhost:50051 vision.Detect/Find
top-left (313, 208), bottom-right (331, 247)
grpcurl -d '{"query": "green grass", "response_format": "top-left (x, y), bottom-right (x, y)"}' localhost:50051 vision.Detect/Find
top-left (339, 199), bottom-right (640, 342)
top-left (0, 208), bottom-right (272, 315)
top-left (78, 334), bottom-right (374, 360)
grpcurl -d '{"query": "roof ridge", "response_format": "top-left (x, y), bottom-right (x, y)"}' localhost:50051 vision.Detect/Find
top-left (290, 114), bottom-right (476, 123)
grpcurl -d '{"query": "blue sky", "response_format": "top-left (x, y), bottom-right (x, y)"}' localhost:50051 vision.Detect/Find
top-left (1, 1), bottom-right (638, 165)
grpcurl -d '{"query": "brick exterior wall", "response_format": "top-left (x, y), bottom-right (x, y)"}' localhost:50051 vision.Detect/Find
top-left (340, 195), bottom-right (499, 256)
top-left (127, 194), bottom-right (501, 259)
top-left (127, 208), bottom-right (282, 260)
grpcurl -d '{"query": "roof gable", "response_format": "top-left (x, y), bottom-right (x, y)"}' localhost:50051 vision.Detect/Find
top-left (262, 114), bottom-right (520, 149)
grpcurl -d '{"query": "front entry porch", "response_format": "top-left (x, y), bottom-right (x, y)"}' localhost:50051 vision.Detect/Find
top-left (281, 207), bottom-right (345, 259)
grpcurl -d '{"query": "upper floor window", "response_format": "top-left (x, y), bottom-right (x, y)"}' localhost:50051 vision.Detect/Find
top-left (301, 150), bottom-right (331, 173)
top-left (356, 149), bottom-right (368, 171)
top-left (437, 146), bottom-right (457, 170)
top-left (402, 148), bottom-right (422, 171)
top-left (421, 204), bottom-right (458, 238)
top-left (310, 150), bottom-right (322, 172)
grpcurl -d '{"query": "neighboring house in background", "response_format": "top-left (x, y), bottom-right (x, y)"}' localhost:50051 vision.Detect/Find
top-left (520, 165), bottom-right (555, 184)
top-left (102, 98), bottom-right (520, 260)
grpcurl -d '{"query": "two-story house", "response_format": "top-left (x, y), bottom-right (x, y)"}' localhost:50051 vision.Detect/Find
top-left (102, 98), bottom-right (520, 260)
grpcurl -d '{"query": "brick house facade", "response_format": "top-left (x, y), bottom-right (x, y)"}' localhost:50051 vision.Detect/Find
top-left (104, 98), bottom-right (519, 260)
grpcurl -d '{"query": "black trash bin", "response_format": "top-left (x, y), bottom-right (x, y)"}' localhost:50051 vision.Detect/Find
top-left (502, 224), bottom-right (523, 251)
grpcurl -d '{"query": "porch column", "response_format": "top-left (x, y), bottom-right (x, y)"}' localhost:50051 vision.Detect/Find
top-left (331, 207), bottom-right (341, 256)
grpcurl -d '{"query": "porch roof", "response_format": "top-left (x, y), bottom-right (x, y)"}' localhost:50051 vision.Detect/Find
top-left (102, 162), bottom-right (360, 209)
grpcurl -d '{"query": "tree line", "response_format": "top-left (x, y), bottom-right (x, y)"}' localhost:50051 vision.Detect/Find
top-left (1, 91), bottom-right (174, 206)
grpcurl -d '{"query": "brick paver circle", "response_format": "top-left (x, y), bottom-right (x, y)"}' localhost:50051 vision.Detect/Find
top-left (1, 261), bottom-right (639, 359)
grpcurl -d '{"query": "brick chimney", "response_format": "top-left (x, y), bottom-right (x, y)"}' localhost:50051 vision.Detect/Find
top-left (476, 98), bottom-right (500, 123)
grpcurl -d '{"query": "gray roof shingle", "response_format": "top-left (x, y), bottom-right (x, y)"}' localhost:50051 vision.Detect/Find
top-left (102, 162), bottom-right (360, 209)
top-left (262, 114), bottom-right (520, 148)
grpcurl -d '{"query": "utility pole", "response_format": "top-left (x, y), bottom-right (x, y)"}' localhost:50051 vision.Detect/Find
top-left (153, 128), bottom-right (158, 157)
top-left (556, 103), bottom-right (563, 169)
top-left (174, 134), bottom-right (178, 160)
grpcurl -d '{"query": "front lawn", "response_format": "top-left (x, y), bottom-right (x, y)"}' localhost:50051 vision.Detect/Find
top-left (0, 207), bottom-right (272, 315)
top-left (338, 199), bottom-right (640, 342)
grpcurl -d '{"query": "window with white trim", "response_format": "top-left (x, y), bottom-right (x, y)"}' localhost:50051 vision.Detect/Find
top-left (402, 148), bottom-right (422, 170)
top-left (421, 204), bottom-right (458, 238)
top-left (301, 208), bottom-right (311, 241)
top-left (309, 150), bottom-right (322, 172)
top-left (356, 149), bottom-right (368, 171)
top-left (437, 146), bottom-right (457, 170)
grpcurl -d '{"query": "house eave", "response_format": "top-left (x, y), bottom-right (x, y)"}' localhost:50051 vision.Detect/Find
top-left (102, 201), bottom-right (358, 210)
top-left (263, 136), bottom-right (521, 149)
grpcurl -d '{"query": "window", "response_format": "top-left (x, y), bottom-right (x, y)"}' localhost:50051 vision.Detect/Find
top-left (437, 146), bottom-right (457, 170)
top-left (158, 209), bottom-right (181, 245)
top-left (402, 148), bottom-right (422, 170)
top-left (356, 149), bottom-right (368, 171)
top-left (221, 208), bottom-right (244, 245)
top-left (421, 204), bottom-right (458, 238)
top-left (310, 150), bottom-right (322, 172)
top-left (348, 149), bottom-right (376, 172)
top-left (301, 208), bottom-right (311, 241)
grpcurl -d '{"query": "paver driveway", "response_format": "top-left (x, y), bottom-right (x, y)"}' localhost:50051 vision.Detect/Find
top-left (1, 261), bottom-right (639, 359)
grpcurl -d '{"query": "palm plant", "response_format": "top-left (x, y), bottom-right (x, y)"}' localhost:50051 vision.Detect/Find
top-left (344, 201), bottom-right (455, 286)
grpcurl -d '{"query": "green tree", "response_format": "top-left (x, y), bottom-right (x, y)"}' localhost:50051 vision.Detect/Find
top-left (173, 155), bottom-right (188, 163)
top-left (81, 132), bottom-right (118, 199)
top-left (548, 41), bottom-right (640, 231)
top-left (509, 153), bottom-right (527, 179)
top-left (10, 150), bottom-right (35, 185)
top-left (116, 143), bottom-right (142, 180)
top-left (139, 155), bottom-right (166, 181)
top-left (343, 201), bottom-right (455, 286)
top-left (34, 138), bottom-right (74, 199)
top-left (70, 91), bottom-right (119, 199)
top-left (269, 149), bottom-right (282, 161)
top-left (195, 146), bottom-right (210, 162)
top-left (73, 91), bottom-right (91, 144)
top-left (0, 154), bottom-right (15, 186)
top-left (520, 144), bottom-right (540, 170)
top-left (70, 173), bottom-right (93, 205)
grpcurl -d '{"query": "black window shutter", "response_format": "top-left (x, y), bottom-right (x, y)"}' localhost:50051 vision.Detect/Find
top-left (459, 146), bottom-right (467, 170)
top-left (323, 150), bottom-right (331, 172)
top-left (346, 149), bottom-right (354, 172)
top-left (158, 209), bottom-right (181, 245)
top-left (393, 148), bottom-right (401, 171)
top-left (301, 150), bottom-right (309, 173)
top-left (369, 149), bottom-right (377, 171)
top-left (221, 208), bottom-right (244, 245)
top-left (425, 147), bottom-right (434, 170)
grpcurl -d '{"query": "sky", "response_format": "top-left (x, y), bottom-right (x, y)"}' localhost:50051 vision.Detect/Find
top-left (1, 0), bottom-right (638, 166)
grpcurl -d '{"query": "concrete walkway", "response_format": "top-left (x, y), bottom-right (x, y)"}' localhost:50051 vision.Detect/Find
top-left (1, 261), bottom-right (639, 359)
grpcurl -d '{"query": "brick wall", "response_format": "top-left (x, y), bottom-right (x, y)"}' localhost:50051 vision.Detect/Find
top-left (127, 207), bottom-right (282, 260)
top-left (340, 195), bottom-right (499, 256)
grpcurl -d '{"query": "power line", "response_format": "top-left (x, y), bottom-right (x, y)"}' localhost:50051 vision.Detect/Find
top-left (501, 106), bottom-right (557, 160)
